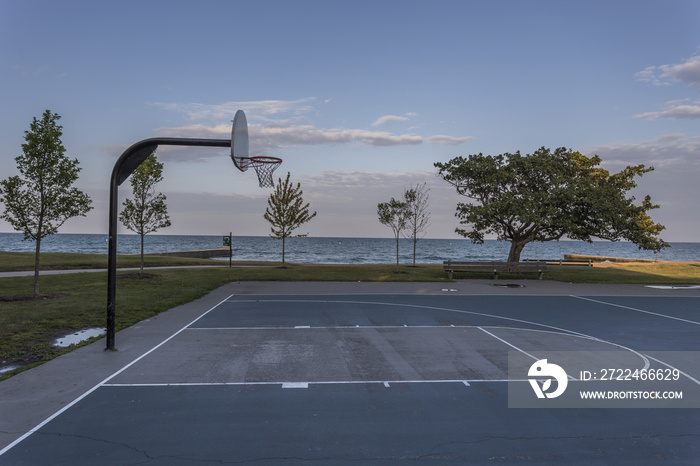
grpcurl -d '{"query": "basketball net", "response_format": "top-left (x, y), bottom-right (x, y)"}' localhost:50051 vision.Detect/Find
top-left (248, 156), bottom-right (282, 188)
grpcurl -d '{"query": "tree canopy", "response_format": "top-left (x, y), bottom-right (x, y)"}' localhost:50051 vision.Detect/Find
top-left (0, 110), bottom-right (92, 294)
top-left (264, 172), bottom-right (316, 266)
top-left (435, 147), bottom-right (668, 262)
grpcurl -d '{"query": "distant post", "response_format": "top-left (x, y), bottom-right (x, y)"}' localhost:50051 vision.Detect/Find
top-left (224, 232), bottom-right (232, 267)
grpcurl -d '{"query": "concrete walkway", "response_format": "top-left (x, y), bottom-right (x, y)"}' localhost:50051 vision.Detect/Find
top-left (0, 265), bottom-right (260, 278)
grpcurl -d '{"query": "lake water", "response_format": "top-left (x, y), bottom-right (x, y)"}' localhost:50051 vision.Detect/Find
top-left (1, 233), bottom-right (699, 263)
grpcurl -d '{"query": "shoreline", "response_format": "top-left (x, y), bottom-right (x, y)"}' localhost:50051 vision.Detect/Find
top-left (1, 234), bottom-right (698, 263)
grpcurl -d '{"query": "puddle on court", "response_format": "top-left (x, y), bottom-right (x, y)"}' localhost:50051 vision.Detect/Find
top-left (493, 283), bottom-right (524, 288)
top-left (53, 328), bottom-right (106, 347)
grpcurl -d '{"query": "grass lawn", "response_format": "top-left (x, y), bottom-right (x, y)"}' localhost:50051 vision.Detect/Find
top-left (542, 261), bottom-right (700, 285)
top-left (1, 254), bottom-right (699, 380)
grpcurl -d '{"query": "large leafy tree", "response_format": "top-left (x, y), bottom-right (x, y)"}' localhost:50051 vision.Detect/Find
top-left (264, 172), bottom-right (317, 267)
top-left (435, 147), bottom-right (668, 262)
top-left (0, 110), bottom-right (93, 295)
top-left (377, 197), bottom-right (409, 272)
top-left (119, 151), bottom-right (171, 273)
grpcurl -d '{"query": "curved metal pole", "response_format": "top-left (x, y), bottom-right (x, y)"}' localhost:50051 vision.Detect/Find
top-left (107, 138), bottom-right (231, 351)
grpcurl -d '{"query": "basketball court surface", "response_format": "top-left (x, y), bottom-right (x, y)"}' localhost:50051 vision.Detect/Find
top-left (1, 280), bottom-right (699, 464)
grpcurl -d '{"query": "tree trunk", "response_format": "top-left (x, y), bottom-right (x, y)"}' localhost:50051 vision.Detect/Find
top-left (282, 237), bottom-right (286, 268)
top-left (34, 235), bottom-right (41, 295)
top-left (412, 238), bottom-right (417, 267)
top-left (140, 233), bottom-right (145, 274)
top-left (395, 235), bottom-right (400, 273)
top-left (507, 240), bottom-right (528, 263)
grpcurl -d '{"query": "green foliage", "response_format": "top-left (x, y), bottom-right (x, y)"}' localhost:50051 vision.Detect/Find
top-left (0, 110), bottom-right (92, 294)
top-left (0, 110), bottom-right (93, 240)
top-left (264, 172), bottom-right (317, 266)
top-left (377, 197), bottom-right (409, 272)
top-left (435, 147), bottom-right (668, 262)
top-left (119, 152), bottom-right (171, 272)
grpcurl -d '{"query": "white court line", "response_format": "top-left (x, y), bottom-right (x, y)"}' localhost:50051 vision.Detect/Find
top-left (282, 382), bottom-right (308, 388)
top-left (571, 295), bottom-right (700, 325)
top-left (184, 324), bottom-right (650, 370)
top-left (223, 292), bottom-right (700, 299)
top-left (477, 327), bottom-right (597, 381)
top-left (0, 293), bottom-right (235, 458)
top-left (216, 298), bottom-right (652, 363)
top-left (103, 379), bottom-right (645, 387)
top-left (477, 327), bottom-right (540, 362)
top-left (225, 298), bottom-right (595, 338)
top-left (103, 379), bottom-right (492, 387)
top-left (186, 324), bottom-right (563, 331)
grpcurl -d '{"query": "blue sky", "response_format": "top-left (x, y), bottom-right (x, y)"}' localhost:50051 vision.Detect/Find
top-left (1, 0), bottom-right (699, 241)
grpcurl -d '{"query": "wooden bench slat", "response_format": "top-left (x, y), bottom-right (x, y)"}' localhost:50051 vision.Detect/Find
top-left (443, 260), bottom-right (548, 280)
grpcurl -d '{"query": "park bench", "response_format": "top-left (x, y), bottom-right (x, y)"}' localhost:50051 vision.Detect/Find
top-left (443, 260), bottom-right (548, 280)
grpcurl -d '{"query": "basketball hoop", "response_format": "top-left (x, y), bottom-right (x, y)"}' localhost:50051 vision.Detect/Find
top-left (248, 156), bottom-right (282, 188)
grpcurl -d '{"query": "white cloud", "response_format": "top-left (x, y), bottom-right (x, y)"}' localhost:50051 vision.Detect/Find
top-left (634, 99), bottom-right (700, 120)
top-left (153, 123), bottom-right (231, 138)
top-left (584, 134), bottom-right (700, 242)
top-left (635, 50), bottom-right (700, 120)
top-left (151, 99), bottom-right (423, 153)
top-left (635, 50), bottom-right (700, 89)
top-left (152, 122), bottom-right (423, 155)
top-left (253, 124), bottom-right (422, 149)
top-left (298, 169), bottom-right (434, 189)
top-left (635, 66), bottom-right (672, 87)
top-left (585, 133), bottom-right (700, 169)
top-left (428, 135), bottom-right (474, 145)
top-left (372, 115), bottom-right (410, 126)
top-left (151, 98), bottom-right (317, 122)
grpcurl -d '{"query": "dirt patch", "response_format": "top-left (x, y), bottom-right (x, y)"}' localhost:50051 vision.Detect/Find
top-left (117, 272), bottom-right (161, 279)
top-left (593, 260), bottom-right (699, 268)
top-left (0, 294), bottom-right (66, 302)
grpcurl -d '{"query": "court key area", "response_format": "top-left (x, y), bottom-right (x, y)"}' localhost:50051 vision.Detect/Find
top-left (1, 283), bottom-right (699, 464)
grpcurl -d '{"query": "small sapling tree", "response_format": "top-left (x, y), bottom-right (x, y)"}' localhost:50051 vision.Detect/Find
top-left (264, 172), bottom-right (317, 267)
top-left (0, 110), bottom-right (93, 295)
top-left (403, 183), bottom-right (430, 266)
top-left (377, 197), bottom-right (409, 273)
top-left (119, 151), bottom-right (171, 273)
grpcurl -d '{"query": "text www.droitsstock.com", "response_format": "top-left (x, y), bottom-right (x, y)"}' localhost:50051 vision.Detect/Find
top-left (579, 390), bottom-right (683, 400)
